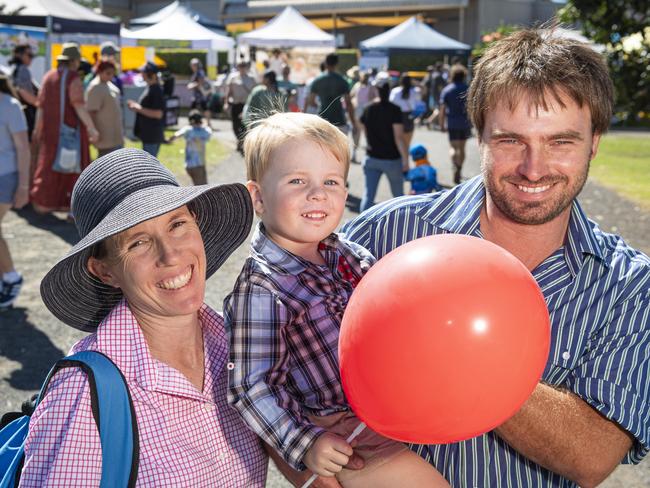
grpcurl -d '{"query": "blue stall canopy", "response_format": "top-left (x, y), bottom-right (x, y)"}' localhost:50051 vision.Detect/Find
top-left (360, 17), bottom-right (470, 56)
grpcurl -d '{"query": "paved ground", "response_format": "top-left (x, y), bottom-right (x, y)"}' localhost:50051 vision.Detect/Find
top-left (0, 118), bottom-right (648, 486)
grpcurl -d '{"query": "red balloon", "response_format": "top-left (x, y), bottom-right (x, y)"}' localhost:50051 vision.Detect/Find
top-left (339, 234), bottom-right (550, 444)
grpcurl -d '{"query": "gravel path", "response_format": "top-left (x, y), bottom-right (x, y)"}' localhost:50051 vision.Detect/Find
top-left (0, 119), bottom-right (647, 486)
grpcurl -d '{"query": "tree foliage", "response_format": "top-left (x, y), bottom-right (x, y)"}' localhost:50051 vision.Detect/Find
top-left (559, 0), bottom-right (650, 124)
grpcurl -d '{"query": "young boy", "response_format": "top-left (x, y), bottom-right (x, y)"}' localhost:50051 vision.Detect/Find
top-left (225, 112), bottom-right (449, 487)
top-left (405, 143), bottom-right (440, 195)
top-left (167, 109), bottom-right (211, 185)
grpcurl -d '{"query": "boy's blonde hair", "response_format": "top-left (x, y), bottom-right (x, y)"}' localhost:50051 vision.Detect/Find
top-left (244, 112), bottom-right (350, 182)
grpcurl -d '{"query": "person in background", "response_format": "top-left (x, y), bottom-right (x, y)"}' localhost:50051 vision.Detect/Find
top-left (358, 77), bottom-right (408, 212)
top-left (31, 42), bottom-right (98, 215)
top-left (9, 43), bottom-right (38, 141)
top-left (167, 109), bottom-right (212, 185)
top-left (242, 70), bottom-right (287, 128)
top-left (404, 144), bottom-right (440, 195)
top-left (86, 61), bottom-right (124, 158)
top-left (188, 58), bottom-right (212, 126)
top-left (305, 54), bottom-right (355, 135)
top-left (0, 74), bottom-right (29, 309)
top-left (98, 41), bottom-right (123, 94)
top-left (439, 64), bottom-right (472, 184)
top-left (267, 48), bottom-right (285, 79)
top-left (277, 63), bottom-right (299, 112)
top-left (389, 74), bottom-right (421, 150)
top-left (223, 61), bottom-right (256, 155)
top-left (350, 71), bottom-right (378, 163)
top-left (128, 61), bottom-right (165, 157)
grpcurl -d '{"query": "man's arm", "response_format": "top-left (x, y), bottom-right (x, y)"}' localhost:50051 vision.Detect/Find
top-left (496, 383), bottom-right (633, 487)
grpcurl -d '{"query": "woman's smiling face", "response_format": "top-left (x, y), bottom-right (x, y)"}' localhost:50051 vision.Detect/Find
top-left (88, 206), bottom-right (207, 323)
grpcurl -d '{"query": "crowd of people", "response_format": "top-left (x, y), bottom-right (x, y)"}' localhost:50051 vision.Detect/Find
top-left (1, 26), bottom-right (649, 488)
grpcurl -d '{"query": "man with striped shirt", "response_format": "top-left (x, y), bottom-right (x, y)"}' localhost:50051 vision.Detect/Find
top-left (341, 28), bottom-right (650, 487)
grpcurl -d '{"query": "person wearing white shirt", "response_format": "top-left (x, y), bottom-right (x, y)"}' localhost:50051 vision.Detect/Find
top-left (389, 74), bottom-right (421, 149)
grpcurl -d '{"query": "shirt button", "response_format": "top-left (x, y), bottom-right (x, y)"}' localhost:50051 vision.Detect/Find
top-left (226, 362), bottom-right (235, 370)
top-left (203, 403), bottom-right (214, 411)
top-left (562, 351), bottom-right (571, 361)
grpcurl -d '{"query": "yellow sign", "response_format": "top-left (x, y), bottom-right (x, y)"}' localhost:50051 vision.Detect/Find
top-left (50, 44), bottom-right (167, 71)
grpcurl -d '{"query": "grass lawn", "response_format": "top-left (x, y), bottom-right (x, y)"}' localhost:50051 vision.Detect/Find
top-left (91, 130), bottom-right (230, 184)
top-left (590, 134), bottom-right (650, 210)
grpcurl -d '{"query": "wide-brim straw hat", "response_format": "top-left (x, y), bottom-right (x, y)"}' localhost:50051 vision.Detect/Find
top-left (40, 148), bottom-right (253, 331)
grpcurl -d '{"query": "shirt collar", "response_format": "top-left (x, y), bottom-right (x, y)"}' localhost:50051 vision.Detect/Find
top-left (94, 299), bottom-right (228, 400)
top-left (250, 222), bottom-right (345, 275)
top-left (419, 175), bottom-right (484, 236)
top-left (416, 176), bottom-right (605, 275)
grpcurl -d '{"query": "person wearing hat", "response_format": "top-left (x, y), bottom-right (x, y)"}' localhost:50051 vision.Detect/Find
top-left (85, 41), bottom-right (123, 94)
top-left (30, 42), bottom-right (99, 215)
top-left (20, 148), bottom-right (268, 486)
top-left (128, 62), bottom-right (165, 157)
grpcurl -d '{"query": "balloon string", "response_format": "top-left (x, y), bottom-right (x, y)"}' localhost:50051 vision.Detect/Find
top-left (301, 422), bottom-right (367, 488)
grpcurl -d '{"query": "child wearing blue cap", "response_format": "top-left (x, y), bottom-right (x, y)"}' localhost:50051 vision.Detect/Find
top-left (405, 144), bottom-right (440, 194)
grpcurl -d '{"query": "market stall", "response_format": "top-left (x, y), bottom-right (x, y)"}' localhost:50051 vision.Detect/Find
top-left (237, 6), bottom-right (335, 84)
top-left (0, 0), bottom-right (119, 81)
top-left (359, 17), bottom-right (471, 71)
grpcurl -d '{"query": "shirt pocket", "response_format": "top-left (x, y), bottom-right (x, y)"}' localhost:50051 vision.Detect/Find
top-left (542, 311), bottom-right (593, 386)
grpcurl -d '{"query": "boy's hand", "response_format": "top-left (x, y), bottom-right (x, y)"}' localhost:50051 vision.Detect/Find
top-left (303, 432), bottom-right (353, 477)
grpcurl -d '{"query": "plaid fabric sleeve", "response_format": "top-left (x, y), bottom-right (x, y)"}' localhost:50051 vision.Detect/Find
top-left (225, 282), bottom-right (324, 471)
top-left (566, 287), bottom-right (650, 463)
top-left (21, 368), bottom-right (102, 487)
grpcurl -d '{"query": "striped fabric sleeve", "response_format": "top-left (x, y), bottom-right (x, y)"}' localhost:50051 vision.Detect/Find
top-left (225, 283), bottom-right (324, 471)
top-left (566, 288), bottom-right (650, 463)
top-left (20, 368), bottom-right (102, 487)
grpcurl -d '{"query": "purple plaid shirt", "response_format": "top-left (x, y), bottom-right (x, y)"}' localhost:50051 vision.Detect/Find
top-left (224, 223), bottom-right (375, 470)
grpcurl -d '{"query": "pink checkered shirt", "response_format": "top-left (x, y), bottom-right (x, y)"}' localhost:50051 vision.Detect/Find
top-left (20, 299), bottom-right (268, 487)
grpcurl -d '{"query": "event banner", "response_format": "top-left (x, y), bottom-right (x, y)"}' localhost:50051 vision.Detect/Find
top-left (0, 24), bottom-right (47, 81)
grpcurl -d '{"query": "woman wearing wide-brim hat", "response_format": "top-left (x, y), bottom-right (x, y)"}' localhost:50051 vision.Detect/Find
top-left (21, 148), bottom-right (268, 486)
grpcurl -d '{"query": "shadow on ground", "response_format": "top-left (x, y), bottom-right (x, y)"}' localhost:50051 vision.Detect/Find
top-left (0, 307), bottom-right (65, 390)
top-left (13, 206), bottom-right (79, 246)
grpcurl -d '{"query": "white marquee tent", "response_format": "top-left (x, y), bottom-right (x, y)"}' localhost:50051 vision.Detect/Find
top-left (237, 6), bottom-right (334, 49)
top-left (360, 17), bottom-right (470, 55)
top-left (121, 11), bottom-right (234, 51)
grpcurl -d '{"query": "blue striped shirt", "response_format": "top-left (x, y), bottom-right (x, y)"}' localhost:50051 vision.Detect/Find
top-left (342, 176), bottom-right (650, 487)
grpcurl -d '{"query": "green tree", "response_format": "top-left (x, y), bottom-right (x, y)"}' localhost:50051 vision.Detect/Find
top-left (559, 0), bottom-right (650, 125)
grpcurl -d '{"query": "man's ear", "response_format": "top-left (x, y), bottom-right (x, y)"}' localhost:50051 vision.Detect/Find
top-left (87, 257), bottom-right (120, 288)
top-left (589, 132), bottom-right (602, 161)
top-left (246, 180), bottom-right (265, 216)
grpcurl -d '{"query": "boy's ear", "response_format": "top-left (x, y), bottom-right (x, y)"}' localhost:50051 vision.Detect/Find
top-left (246, 180), bottom-right (265, 215)
top-left (87, 257), bottom-right (120, 288)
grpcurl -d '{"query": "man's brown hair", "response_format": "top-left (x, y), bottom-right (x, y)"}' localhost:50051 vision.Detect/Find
top-left (467, 27), bottom-right (614, 138)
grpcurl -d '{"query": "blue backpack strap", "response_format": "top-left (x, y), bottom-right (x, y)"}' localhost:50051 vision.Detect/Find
top-left (37, 351), bottom-right (139, 488)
